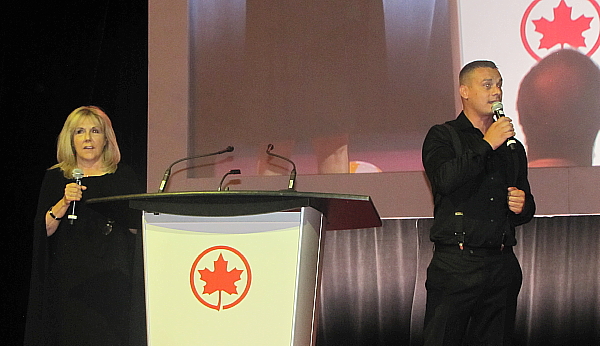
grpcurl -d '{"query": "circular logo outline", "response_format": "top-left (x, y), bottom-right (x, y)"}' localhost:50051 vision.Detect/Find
top-left (189, 245), bottom-right (252, 311)
top-left (520, 0), bottom-right (600, 61)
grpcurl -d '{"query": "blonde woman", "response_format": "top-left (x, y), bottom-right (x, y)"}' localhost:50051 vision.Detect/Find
top-left (25, 106), bottom-right (144, 345)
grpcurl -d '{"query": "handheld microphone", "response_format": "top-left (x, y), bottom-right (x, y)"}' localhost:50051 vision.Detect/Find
top-left (157, 146), bottom-right (234, 193)
top-left (266, 144), bottom-right (297, 191)
top-left (218, 169), bottom-right (241, 191)
top-left (68, 168), bottom-right (84, 224)
top-left (491, 102), bottom-right (516, 150)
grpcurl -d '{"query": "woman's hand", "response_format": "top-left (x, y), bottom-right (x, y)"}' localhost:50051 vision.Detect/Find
top-left (46, 183), bottom-right (87, 236)
top-left (63, 182), bottom-right (86, 205)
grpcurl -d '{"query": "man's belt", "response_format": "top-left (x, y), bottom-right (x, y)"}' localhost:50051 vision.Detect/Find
top-left (434, 243), bottom-right (513, 257)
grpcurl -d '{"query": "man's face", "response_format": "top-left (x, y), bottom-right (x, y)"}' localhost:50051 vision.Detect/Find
top-left (460, 67), bottom-right (503, 117)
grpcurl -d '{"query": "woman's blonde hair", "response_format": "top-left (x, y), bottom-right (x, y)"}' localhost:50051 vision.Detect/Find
top-left (51, 106), bottom-right (121, 178)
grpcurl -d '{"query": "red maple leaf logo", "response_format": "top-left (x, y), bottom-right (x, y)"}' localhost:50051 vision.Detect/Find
top-left (198, 253), bottom-right (244, 310)
top-left (533, 0), bottom-right (593, 49)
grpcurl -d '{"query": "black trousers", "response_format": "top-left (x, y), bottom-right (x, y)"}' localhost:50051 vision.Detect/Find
top-left (423, 246), bottom-right (522, 346)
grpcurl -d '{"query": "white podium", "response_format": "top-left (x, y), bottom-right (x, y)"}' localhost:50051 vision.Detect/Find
top-left (87, 191), bottom-right (381, 346)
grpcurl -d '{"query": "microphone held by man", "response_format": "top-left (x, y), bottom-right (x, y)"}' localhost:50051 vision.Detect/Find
top-left (491, 101), bottom-right (517, 150)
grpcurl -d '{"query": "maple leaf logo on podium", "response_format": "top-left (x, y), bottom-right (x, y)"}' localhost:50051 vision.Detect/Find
top-left (199, 253), bottom-right (244, 309)
top-left (190, 246), bottom-right (252, 311)
top-left (521, 0), bottom-right (600, 61)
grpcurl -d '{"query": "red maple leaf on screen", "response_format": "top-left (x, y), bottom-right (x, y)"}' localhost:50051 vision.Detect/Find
top-left (199, 253), bottom-right (243, 310)
top-left (533, 0), bottom-right (593, 49)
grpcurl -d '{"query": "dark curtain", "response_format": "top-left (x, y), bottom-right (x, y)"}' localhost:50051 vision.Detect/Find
top-left (515, 216), bottom-right (600, 345)
top-left (318, 216), bottom-right (600, 346)
top-left (2, 1), bottom-right (147, 344)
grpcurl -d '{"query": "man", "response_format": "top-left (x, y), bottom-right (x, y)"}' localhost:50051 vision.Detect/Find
top-left (421, 60), bottom-right (535, 345)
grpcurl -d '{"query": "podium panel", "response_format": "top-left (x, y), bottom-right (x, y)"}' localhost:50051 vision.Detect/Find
top-left (143, 207), bottom-right (324, 345)
top-left (86, 190), bottom-right (381, 345)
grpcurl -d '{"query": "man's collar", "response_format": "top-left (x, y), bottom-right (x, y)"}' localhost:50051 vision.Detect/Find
top-left (454, 111), bottom-right (477, 131)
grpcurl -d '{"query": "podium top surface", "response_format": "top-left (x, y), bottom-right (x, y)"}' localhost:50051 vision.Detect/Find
top-left (87, 190), bottom-right (381, 231)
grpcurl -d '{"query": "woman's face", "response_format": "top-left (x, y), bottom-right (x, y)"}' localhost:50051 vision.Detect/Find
top-left (72, 117), bottom-right (106, 165)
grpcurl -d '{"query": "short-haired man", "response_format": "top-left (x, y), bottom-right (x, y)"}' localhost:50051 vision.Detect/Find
top-left (421, 60), bottom-right (536, 345)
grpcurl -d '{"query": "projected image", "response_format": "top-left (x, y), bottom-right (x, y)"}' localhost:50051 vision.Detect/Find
top-left (460, 0), bottom-right (600, 167)
top-left (518, 49), bottom-right (600, 167)
top-left (188, 0), bottom-right (600, 178)
top-left (188, 0), bottom-right (456, 177)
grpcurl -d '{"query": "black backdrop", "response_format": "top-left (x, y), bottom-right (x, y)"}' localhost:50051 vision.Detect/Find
top-left (1, 1), bottom-right (147, 344)
top-left (3, 2), bottom-right (600, 346)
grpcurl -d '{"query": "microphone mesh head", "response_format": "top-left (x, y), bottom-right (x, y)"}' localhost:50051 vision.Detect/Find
top-left (491, 102), bottom-right (503, 112)
top-left (72, 168), bottom-right (84, 179)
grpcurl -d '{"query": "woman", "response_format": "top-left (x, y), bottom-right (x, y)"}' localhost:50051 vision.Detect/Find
top-left (25, 106), bottom-right (145, 345)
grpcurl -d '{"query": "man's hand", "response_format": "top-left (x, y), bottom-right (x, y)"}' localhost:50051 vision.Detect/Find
top-left (507, 187), bottom-right (525, 214)
top-left (483, 117), bottom-right (515, 150)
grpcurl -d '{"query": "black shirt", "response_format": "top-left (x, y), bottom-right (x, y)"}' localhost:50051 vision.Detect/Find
top-left (422, 112), bottom-right (535, 248)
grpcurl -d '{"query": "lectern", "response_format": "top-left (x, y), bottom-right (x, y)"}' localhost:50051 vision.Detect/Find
top-left (88, 191), bottom-right (381, 346)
